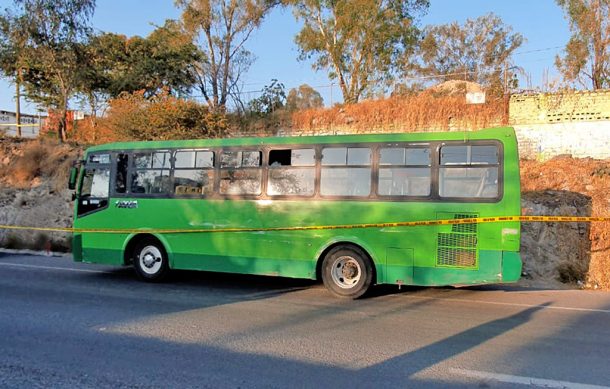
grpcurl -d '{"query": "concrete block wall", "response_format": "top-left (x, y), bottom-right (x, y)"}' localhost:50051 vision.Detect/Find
top-left (509, 90), bottom-right (610, 160)
top-left (514, 121), bottom-right (610, 160)
top-left (510, 90), bottom-right (610, 124)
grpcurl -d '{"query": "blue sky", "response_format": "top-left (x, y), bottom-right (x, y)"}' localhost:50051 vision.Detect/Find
top-left (0, 0), bottom-right (570, 114)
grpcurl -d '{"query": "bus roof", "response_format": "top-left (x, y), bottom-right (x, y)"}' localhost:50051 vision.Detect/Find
top-left (85, 127), bottom-right (516, 153)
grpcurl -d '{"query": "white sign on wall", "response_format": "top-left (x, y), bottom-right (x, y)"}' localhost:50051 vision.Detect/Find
top-left (466, 92), bottom-right (486, 104)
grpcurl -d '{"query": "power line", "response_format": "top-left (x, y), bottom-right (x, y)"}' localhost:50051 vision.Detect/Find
top-left (514, 45), bottom-right (564, 56)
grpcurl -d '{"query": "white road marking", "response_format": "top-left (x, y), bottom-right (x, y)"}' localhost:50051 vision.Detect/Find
top-left (401, 294), bottom-right (610, 314)
top-left (0, 261), bottom-right (112, 274)
top-left (451, 368), bottom-right (610, 389)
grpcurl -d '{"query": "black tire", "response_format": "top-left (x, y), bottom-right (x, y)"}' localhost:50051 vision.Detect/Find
top-left (132, 238), bottom-right (170, 282)
top-left (321, 245), bottom-right (374, 299)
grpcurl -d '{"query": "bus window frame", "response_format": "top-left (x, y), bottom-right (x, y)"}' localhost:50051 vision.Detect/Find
top-left (319, 143), bottom-right (375, 200)
top-left (375, 142), bottom-right (434, 201)
top-left (128, 149), bottom-right (173, 197)
top-left (435, 140), bottom-right (504, 203)
top-left (110, 148), bottom-right (218, 199)
top-left (265, 145), bottom-right (318, 199)
top-left (171, 149), bottom-right (215, 198)
top-left (217, 147), bottom-right (265, 199)
top-left (97, 139), bottom-right (504, 204)
top-left (77, 151), bottom-right (112, 218)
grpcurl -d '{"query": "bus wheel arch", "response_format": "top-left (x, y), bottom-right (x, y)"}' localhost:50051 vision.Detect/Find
top-left (316, 242), bottom-right (376, 299)
top-left (124, 234), bottom-right (171, 282)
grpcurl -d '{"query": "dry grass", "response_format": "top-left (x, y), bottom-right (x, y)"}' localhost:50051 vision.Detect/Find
top-left (291, 92), bottom-right (505, 133)
top-left (1, 139), bottom-right (82, 190)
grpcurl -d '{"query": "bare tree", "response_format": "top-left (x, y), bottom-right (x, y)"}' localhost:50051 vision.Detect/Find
top-left (176, 0), bottom-right (277, 111)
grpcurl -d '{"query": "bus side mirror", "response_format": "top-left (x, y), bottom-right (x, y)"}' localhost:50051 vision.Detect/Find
top-left (68, 166), bottom-right (78, 190)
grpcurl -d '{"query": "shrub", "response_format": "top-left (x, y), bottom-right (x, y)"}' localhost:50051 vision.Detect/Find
top-left (72, 91), bottom-right (228, 142)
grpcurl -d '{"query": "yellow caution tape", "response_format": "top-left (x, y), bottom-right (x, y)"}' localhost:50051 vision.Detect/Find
top-left (0, 215), bottom-right (608, 235)
top-left (0, 123), bottom-right (40, 127)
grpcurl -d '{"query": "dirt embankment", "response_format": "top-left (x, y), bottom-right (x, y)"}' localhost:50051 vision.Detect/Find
top-left (0, 139), bottom-right (81, 251)
top-left (1, 139), bottom-right (609, 289)
top-left (521, 191), bottom-right (592, 288)
top-left (521, 158), bottom-right (610, 289)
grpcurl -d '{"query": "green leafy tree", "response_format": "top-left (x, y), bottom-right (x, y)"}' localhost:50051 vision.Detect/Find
top-left (82, 21), bottom-right (202, 100)
top-left (556, 0), bottom-right (610, 89)
top-left (286, 84), bottom-right (324, 110)
top-left (176, 0), bottom-right (278, 110)
top-left (0, 0), bottom-right (95, 142)
top-left (286, 0), bottom-right (428, 104)
top-left (248, 79), bottom-right (286, 116)
top-left (414, 13), bottom-right (524, 94)
top-left (0, 9), bottom-right (29, 137)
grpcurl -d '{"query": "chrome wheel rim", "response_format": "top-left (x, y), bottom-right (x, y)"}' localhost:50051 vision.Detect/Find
top-left (139, 246), bottom-right (163, 275)
top-left (330, 255), bottom-right (361, 289)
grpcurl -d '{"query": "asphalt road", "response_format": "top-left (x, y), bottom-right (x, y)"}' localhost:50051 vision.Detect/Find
top-left (1, 252), bottom-right (610, 389)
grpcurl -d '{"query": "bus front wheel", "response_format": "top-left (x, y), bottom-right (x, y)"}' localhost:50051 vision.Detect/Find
top-left (133, 238), bottom-right (170, 282)
top-left (322, 245), bottom-right (373, 299)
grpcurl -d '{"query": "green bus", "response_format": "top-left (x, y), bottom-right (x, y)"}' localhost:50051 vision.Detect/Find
top-left (69, 126), bottom-right (521, 298)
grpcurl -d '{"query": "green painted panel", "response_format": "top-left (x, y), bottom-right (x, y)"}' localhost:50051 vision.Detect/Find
top-left (502, 251), bottom-right (522, 282)
top-left (173, 253), bottom-right (314, 279)
top-left (386, 248), bottom-right (414, 285)
top-left (82, 248), bottom-right (124, 265)
top-left (413, 250), bottom-right (502, 286)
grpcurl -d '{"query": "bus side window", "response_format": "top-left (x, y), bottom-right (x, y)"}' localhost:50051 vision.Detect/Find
top-left (267, 149), bottom-right (315, 196)
top-left (131, 151), bottom-right (172, 195)
top-left (439, 144), bottom-right (500, 199)
top-left (378, 147), bottom-right (431, 197)
top-left (320, 147), bottom-right (371, 197)
top-left (174, 150), bottom-right (215, 196)
top-left (220, 150), bottom-right (262, 195)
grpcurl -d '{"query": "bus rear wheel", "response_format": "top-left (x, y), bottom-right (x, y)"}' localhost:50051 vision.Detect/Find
top-left (322, 245), bottom-right (373, 299)
top-left (133, 238), bottom-right (170, 282)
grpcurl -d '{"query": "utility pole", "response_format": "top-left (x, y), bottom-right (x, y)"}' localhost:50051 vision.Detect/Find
top-left (15, 78), bottom-right (21, 138)
top-left (503, 60), bottom-right (509, 125)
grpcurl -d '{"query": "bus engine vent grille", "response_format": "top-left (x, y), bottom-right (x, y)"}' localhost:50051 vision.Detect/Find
top-left (451, 213), bottom-right (478, 234)
top-left (437, 213), bottom-right (478, 268)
